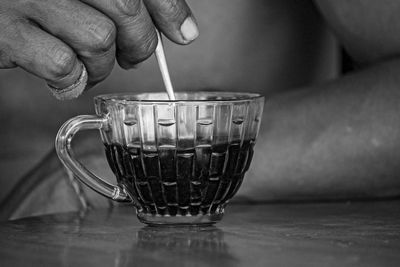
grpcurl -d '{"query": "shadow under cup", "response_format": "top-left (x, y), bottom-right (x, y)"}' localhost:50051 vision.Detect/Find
top-left (56, 92), bottom-right (264, 225)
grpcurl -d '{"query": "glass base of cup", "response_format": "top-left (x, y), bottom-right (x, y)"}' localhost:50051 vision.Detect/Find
top-left (137, 211), bottom-right (224, 226)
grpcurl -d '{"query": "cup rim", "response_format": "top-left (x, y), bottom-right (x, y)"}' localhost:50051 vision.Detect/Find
top-left (94, 91), bottom-right (264, 104)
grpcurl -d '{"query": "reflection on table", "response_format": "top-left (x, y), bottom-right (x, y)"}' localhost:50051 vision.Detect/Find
top-left (1, 201), bottom-right (400, 267)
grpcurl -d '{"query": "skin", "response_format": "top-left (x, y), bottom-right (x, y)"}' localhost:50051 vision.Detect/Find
top-left (239, 0), bottom-right (400, 201)
top-left (0, 0), bottom-right (399, 206)
top-left (0, 0), bottom-right (198, 90)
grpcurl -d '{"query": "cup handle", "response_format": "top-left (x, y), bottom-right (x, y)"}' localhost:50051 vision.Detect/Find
top-left (55, 115), bottom-right (131, 202)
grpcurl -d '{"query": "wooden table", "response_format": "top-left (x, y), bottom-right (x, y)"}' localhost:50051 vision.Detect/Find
top-left (0, 201), bottom-right (399, 267)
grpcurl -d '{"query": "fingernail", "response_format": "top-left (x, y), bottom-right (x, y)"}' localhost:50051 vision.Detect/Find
top-left (180, 17), bottom-right (199, 43)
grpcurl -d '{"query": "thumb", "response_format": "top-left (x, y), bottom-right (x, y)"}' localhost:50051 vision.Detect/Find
top-left (143, 0), bottom-right (199, 44)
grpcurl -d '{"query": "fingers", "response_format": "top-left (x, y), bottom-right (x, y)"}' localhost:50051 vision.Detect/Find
top-left (80, 0), bottom-right (158, 69)
top-left (5, 21), bottom-right (84, 91)
top-left (22, 0), bottom-right (116, 87)
top-left (80, 0), bottom-right (199, 69)
top-left (0, 0), bottom-right (199, 101)
top-left (143, 0), bottom-right (199, 44)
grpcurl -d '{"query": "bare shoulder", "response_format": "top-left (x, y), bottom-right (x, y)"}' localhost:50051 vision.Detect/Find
top-left (314, 0), bottom-right (400, 63)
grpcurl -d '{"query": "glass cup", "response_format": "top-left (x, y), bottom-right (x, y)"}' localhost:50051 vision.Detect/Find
top-left (56, 92), bottom-right (264, 225)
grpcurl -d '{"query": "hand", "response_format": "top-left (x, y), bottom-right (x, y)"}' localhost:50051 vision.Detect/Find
top-left (0, 0), bottom-right (198, 99)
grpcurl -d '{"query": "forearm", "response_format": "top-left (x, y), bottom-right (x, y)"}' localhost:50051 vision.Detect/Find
top-left (239, 58), bottom-right (400, 201)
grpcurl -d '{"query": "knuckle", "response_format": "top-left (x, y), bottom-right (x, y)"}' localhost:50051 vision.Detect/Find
top-left (48, 46), bottom-right (76, 79)
top-left (87, 20), bottom-right (116, 54)
top-left (115, 0), bottom-right (143, 17)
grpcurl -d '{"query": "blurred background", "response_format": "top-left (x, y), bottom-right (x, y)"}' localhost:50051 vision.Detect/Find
top-left (0, 0), bottom-right (339, 204)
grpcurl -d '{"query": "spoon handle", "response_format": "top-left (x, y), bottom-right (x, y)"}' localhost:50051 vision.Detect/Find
top-left (154, 30), bottom-right (176, 100)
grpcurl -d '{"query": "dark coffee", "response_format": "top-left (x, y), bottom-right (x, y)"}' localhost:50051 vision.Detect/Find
top-left (104, 139), bottom-right (255, 216)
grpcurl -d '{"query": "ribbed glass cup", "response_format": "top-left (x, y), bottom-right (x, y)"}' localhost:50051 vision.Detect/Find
top-left (56, 92), bottom-right (264, 225)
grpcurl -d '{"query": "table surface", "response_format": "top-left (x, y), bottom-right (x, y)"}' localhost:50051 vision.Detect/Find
top-left (0, 200), bottom-right (399, 267)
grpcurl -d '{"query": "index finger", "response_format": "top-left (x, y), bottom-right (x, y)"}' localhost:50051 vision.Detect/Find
top-left (81, 0), bottom-right (158, 68)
